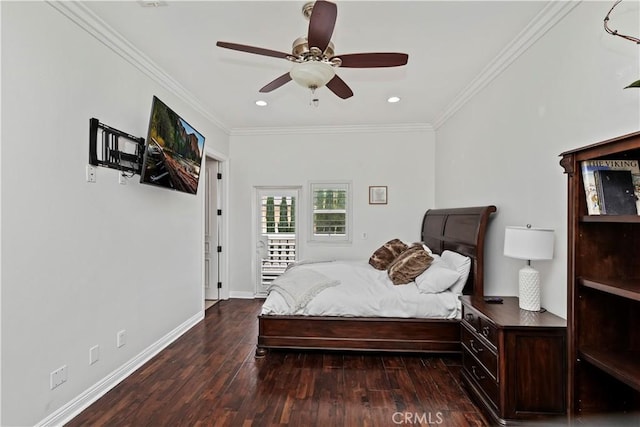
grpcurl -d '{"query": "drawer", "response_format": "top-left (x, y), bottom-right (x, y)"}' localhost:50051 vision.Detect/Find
top-left (461, 305), bottom-right (481, 332)
top-left (462, 305), bottom-right (498, 349)
top-left (463, 350), bottom-right (499, 410)
top-left (461, 324), bottom-right (497, 380)
top-left (479, 317), bottom-right (498, 348)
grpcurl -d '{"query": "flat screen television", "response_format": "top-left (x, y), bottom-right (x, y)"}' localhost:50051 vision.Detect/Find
top-left (140, 96), bottom-right (206, 194)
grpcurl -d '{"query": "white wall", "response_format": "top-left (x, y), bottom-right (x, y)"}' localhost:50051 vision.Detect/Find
top-left (1, 2), bottom-right (229, 425)
top-left (435, 1), bottom-right (640, 318)
top-left (3, 1), bottom-right (637, 424)
top-left (228, 128), bottom-right (435, 296)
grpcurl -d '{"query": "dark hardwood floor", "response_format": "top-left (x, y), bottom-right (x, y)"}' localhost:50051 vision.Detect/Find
top-left (66, 299), bottom-right (490, 426)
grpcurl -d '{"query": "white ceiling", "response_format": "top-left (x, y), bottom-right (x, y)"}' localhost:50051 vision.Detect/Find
top-left (80, 1), bottom-right (553, 132)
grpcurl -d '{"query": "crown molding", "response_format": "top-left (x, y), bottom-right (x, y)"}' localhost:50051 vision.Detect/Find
top-left (47, 1), bottom-right (230, 135)
top-left (47, 1), bottom-right (580, 136)
top-left (229, 122), bottom-right (434, 137)
top-left (433, 0), bottom-right (581, 129)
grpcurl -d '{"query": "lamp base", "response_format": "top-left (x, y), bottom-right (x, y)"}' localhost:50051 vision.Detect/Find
top-left (518, 265), bottom-right (541, 311)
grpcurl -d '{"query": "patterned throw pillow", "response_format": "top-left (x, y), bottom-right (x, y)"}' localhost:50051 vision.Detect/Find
top-left (387, 244), bottom-right (434, 285)
top-left (368, 239), bottom-right (408, 270)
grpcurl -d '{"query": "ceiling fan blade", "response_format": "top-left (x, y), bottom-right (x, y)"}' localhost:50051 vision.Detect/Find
top-left (326, 75), bottom-right (353, 99)
top-left (259, 73), bottom-right (292, 93)
top-left (307, 0), bottom-right (337, 53)
top-left (216, 41), bottom-right (291, 60)
top-left (333, 53), bottom-right (409, 68)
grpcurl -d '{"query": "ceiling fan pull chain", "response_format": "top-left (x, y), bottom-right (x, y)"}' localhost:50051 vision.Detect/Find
top-left (309, 88), bottom-right (320, 108)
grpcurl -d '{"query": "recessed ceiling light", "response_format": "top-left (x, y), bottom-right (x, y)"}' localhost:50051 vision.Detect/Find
top-left (255, 100), bottom-right (268, 107)
top-left (387, 96), bottom-right (401, 103)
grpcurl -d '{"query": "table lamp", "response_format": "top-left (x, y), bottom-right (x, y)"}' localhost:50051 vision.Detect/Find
top-left (503, 225), bottom-right (554, 311)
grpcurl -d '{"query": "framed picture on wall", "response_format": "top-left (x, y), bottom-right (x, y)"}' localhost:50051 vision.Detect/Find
top-left (369, 186), bottom-right (387, 205)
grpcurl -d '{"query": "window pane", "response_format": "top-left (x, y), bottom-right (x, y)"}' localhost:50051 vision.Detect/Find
top-left (313, 213), bottom-right (346, 235)
top-left (313, 189), bottom-right (346, 210)
top-left (261, 196), bottom-right (295, 234)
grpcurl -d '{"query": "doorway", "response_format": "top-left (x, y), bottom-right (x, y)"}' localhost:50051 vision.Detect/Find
top-left (254, 187), bottom-right (300, 296)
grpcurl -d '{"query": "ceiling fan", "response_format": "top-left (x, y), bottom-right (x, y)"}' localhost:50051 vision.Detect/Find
top-left (216, 0), bottom-right (409, 100)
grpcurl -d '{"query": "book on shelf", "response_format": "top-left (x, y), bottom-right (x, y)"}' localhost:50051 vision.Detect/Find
top-left (593, 169), bottom-right (638, 215)
top-left (580, 159), bottom-right (640, 215)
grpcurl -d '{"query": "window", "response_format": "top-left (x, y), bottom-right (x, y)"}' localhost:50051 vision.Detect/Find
top-left (260, 195), bottom-right (296, 235)
top-left (309, 181), bottom-right (351, 242)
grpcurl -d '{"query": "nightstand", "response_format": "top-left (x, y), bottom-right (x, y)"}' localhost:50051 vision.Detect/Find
top-left (459, 296), bottom-right (567, 425)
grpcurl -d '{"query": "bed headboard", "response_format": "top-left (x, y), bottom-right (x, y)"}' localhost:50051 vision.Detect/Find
top-left (421, 205), bottom-right (497, 297)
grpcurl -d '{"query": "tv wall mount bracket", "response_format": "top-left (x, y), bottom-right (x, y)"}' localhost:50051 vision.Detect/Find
top-left (89, 118), bottom-right (145, 176)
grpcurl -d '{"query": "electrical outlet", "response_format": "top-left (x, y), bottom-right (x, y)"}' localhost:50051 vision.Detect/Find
top-left (117, 330), bottom-right (126, 348)
top-left (50, 365), bottom-right (67, 390)
top-left (89, 345), bottom-right (100, 365)
top-left (86, 165), bottom-right (96, 183)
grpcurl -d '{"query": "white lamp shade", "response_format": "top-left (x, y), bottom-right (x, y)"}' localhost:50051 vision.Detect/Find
top-left (290, 61), bottom-right (335, 89)
top-left (504, 226), bottom-right (554, 261)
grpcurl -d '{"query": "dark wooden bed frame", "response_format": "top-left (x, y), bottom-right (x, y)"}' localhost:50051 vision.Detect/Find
top-left (256, 205), bottom-right (497, 357)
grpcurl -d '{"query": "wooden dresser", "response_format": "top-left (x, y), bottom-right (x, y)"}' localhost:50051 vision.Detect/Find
top-left (459, 296), bottom-right (567, 425)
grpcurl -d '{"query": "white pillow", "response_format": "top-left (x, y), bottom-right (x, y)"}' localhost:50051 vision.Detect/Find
top-left (415, 256), bottom-right (461, 294)
top-left (441, 250), bottom-right (471, 294)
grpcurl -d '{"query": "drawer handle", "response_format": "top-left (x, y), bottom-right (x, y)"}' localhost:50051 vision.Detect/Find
top-left (471, 365), bottom-right (485, 381)
top-left (469, 339), bottom-right (483, 354)
top-left (481, 326), bottom-right (490, 338)
top-left (465, 313), bottom-right (474, 322)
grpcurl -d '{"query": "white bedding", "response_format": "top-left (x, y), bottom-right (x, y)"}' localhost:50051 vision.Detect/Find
top-left (261, 260), bottom-right (461, 319)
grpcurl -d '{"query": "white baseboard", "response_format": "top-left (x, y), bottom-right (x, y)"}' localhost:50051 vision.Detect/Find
top-left (36, 311), bottom-right (204, 427)
top-left (229, 291), bottom-right (256, 299)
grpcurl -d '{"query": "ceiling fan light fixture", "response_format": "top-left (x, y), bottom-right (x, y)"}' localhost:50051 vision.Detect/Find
top-left (290, 61), bottom-right (335, 90)
top-left (216, 0), bottom-right (408, 101)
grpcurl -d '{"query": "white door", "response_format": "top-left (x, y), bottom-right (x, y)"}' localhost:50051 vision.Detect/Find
top-left (255, 187), bottom-right (300, 296)
top-left (205, 158), bottom-right (220, 301)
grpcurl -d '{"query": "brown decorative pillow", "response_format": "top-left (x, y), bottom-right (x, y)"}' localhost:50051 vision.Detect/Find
top-left (368, 239), bottom-right (408, 270)
top-left (387, 244), bottom-right (434, 285)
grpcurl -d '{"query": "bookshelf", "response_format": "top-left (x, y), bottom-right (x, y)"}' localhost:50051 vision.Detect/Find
top-left (560, 131), bottom-right (640, 417)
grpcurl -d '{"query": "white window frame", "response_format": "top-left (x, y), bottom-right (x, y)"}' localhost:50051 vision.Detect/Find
top-left (308, 181), bottom-right (352, 243)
